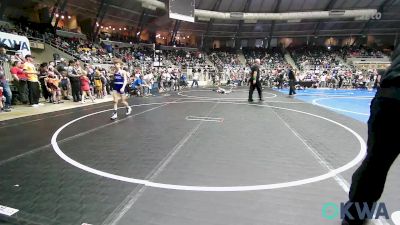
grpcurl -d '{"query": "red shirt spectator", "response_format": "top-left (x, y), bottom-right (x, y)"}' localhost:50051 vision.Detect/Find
top-left (80, 75), bottom-right (90, 92)
top-left (10, 61), bottom-right (28, 80)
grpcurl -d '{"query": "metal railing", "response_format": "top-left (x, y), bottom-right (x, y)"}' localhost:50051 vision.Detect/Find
top-left (46, 40), bottom-right (80, 59)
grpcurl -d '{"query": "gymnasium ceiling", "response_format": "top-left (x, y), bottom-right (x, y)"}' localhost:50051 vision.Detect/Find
top-left (64, 0), bottom-right (400, 38)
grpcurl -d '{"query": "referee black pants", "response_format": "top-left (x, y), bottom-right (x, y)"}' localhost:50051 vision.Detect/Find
top-left (289, 80), bottom-right (296, 95)
top-left (344, 94), bottom-right (400, 223)
top-left (248, 81), bottom-right (262, 101)
top-left (70, 80), bottom-right (81, 102)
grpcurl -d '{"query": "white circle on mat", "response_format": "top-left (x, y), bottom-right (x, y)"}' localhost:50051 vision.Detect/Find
top-left (51, 101), bottom-right (366, 192)
top-left (392, 211), bottom-right (400, 225)
top-left (312, 97), bottom-right (372, 116)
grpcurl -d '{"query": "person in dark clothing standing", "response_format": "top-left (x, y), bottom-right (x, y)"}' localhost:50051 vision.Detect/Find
top-left (277, 71), bottom-right (284, 89)
top-left (67, 60), bottom-right (81, 102)
top-left (288, 68), bottom-right (296, 96)
top-left (38, 63), bottom-right (50, 102)
top-left (338, 73), bottom-right (345, 89)
top-left (248, 59), bottom-right (262, 102)
top-left (342, 46), bottom-right (400, 225)
top-left (374, 69), bottom-right (384, 90)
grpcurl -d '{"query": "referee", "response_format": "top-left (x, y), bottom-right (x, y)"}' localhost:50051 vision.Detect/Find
top-left (342, 46), bottom-right (400, 225)
top-left (288, 68), bottom-right (296, 96)
top-left (248, 59), bottom-right (263, 102)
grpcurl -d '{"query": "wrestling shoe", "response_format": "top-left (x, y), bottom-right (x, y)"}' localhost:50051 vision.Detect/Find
top-left (126, 106), bottom-right (132, 115)
top-left (110, 112), bottom-right (118, 120)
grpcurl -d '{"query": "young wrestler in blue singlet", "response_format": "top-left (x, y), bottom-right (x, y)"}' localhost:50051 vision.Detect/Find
top-left (110, 59), bottom-right (132, 120)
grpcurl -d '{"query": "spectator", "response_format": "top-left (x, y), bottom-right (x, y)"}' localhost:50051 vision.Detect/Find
top-left (57, 58), bottom-right (67, 73)
top-left (38, 62), bottom-right (50, 102)
top-left (131, 75), bottom-right (144, 96)
top-left (94, 70), bottom-right (103, 99)
top-left (143, 71), bottom-right (154, 95)
top-left (46, 70), bottom-right (63, 104)
top-left (0, 65), bottom-right (11, 112)
top-left (80, 71), bottom-right (95, 103)
top-left (0, 85), bottom-right (4, 112)
top-left (191, 69), bottom-right (199, 88)
top-left (24, 55), bottom-right (41, 107)
top-left (10, 61), bottom-right (29, 104)
top-left (0, 47), bottom-right (10, 62)
top-left (67, 60), bottom-right (82, 102)
top-left (60, 71), bottom-right (71, 100)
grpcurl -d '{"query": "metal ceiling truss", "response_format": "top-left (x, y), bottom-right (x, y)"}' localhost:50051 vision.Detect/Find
top-left (313, 0), bottom-right (338, 36)
top-left (93, 0), bottom-right (109, 39)
top-left (135, 9), bottom-right (149, 40)
top-left (267, 0), bottom-right (281, 49)
top-left (204, 0), bottom-right (223, 36)
top-left (234, 0), bottom-right (252, 48)
top-left (54, 0), bottom-right (68, 31)
top-left (202, 0), bottom-right (222, 49)
top-left (171, 20), bottom-right (182, 43)
top-left (353, 0), bottom-right (395, 46)
top-left (49, 0), bottom-right (62, 25)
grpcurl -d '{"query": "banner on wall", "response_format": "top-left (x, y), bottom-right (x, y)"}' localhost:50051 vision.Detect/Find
top-left (0, 32), bottom-right (31, 56)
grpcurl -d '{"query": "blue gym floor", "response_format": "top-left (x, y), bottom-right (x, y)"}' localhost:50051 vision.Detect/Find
top-left (275, 88), bottom-right (376, 123)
